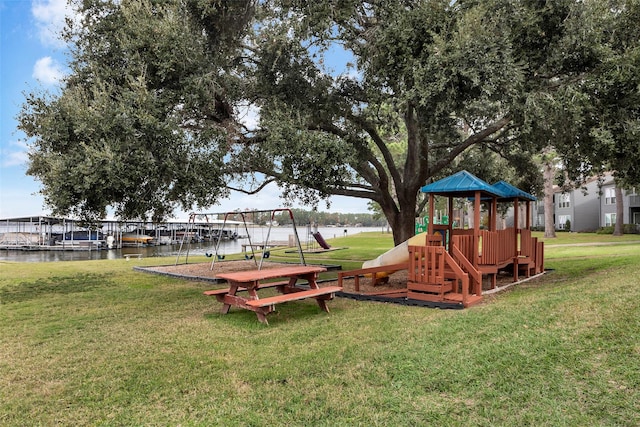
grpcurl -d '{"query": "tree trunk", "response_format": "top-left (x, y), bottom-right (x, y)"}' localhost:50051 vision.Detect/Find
top-left (392, 208), bottom-right (418, 246)
top-left (543, 160), bottom-right (557, 238)
top-left (613, 185), bottom-right (624, 236)
top-left (380, 198), bottom-right (417, 246)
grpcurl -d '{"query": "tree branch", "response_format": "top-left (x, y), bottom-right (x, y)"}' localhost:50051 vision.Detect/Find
top-left (226, 177), bottom-right (276, 195)
top-left (403, 101), bottom-right (427, 188)
top-left (245, 154), bottom-right (382, 203)
top-left (430, 115), bottom-right (512, 176)
top-left (308, 120), bottom-right (386, 191)
top-left (345, 111), bottom-right (402, 188)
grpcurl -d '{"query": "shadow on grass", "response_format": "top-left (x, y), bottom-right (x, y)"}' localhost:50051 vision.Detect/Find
top-left (544, 255), bottom-right (635, 284)
top-left (203, 298), bottom-right (340, 327)
top-left (0, 273), bottom-right (111, 304)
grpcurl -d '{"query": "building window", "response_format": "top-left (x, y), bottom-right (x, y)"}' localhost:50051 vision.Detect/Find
top-left (604, 187), bottom-right (616, 205)
top-left (605, 213), bottom-right (616, 227)
top-left (558, 193), bottom-right (571, 209)
top-left (558, 215), bottom-right (571, 230)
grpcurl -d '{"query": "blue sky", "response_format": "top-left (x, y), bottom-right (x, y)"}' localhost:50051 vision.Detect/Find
top-left (0, 0), bottom-right (369, 219)
top-left (1, 0), bottom-right (69, 218)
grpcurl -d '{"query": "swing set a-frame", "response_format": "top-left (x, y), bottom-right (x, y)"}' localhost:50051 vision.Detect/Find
top-left (174, 208), bottom-right (306, 269)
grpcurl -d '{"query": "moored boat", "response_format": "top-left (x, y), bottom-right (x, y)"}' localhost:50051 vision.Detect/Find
top-left (121, 233), bottom-right (154, 245)
top-left (54, 231), bottom-right (105, 248)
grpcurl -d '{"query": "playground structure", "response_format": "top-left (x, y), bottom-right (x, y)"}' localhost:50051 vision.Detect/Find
top-left (339, 171), bottom-right (545, 308)
top-left (175, 209), bottom-right (307, 269)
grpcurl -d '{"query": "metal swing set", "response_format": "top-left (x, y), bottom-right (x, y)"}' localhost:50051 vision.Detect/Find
top-left (174, 208), bottom-right (306, 270)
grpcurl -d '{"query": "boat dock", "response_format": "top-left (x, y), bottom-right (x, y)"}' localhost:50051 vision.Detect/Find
top-left (0, 215), bottom-right (244, 252)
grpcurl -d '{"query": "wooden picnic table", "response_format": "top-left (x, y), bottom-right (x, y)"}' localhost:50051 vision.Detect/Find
top-left (205, 265), bottom-right (342, 324)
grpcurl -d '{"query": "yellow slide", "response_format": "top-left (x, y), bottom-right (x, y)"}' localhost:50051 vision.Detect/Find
top-left (362, 232), bottom-right (430, 280)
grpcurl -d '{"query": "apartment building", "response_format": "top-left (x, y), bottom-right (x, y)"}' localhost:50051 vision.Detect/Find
top-left (599, 178), bottom-right (640, 229)
top-left (553, 175), bottom-right (603, 232)
top-left (533, 173), bottom-right (640, 232)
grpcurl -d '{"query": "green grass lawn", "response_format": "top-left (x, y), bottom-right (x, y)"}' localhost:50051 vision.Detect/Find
top-left (536, 230), bottom-right (640, 245)
top-left (1, 232), bottom-right (639, 425)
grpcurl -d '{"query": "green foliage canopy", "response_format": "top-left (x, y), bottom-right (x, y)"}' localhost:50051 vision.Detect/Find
top-left (20, 0), bottom-right (255, 222)
top-left (18, 0), bottom-right (640, 244)
top-left (238, 0), bottom-right (600, 242)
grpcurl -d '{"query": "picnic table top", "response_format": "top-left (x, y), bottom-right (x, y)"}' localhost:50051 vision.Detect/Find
top-left (215, 265), bottom-right (327, 283)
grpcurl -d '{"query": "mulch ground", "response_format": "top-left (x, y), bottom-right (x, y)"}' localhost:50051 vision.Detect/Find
top-left (143, 260), bottom-right (409, 294)
top-left (144, 260), bottom-right (536, 297)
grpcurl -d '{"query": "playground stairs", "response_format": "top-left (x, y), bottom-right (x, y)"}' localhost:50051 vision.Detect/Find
top-left (408, 245), bottom-right (483, 308)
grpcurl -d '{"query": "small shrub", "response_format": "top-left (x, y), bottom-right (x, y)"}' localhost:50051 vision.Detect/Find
top-left (596, 224), bottom-right (640, 234)
top-left (597, 226), bottom-right (614, 234)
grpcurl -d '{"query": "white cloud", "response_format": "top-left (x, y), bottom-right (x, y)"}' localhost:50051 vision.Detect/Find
top-left (31, 0), bottom-right (72, 47)
top-left (1, 140), bottom-right (30, 168)
top-left (32, 56), bottom-right (64, 85)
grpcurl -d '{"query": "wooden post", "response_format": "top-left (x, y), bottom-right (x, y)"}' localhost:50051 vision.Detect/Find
top-left (490, 197), bottom-right (498, 231)
top-left (474, 192), bottom-right (481, 234)
top-left (428, 194), bottom-right (435, 236)
top-left (473, 191), bottom-right (482, 289)
top-left (474, 191), bottom-right (481, 260)
top-left (447, 196), bottom-right (454, 248)
top-left (514, 197), bottom-right (520, 253)
top-left (513, 197), bottom-right (520, 283)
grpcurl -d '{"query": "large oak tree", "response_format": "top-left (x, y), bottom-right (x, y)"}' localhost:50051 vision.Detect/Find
top-left (19, 0), bottom-right (640, 244)
top-left (237, 0), bottom-right (604, 243)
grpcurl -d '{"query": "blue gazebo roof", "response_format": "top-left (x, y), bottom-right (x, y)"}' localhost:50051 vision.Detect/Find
top-left (492, 180), bottom-right (537, 202)
top-left (420, 170), bottom-right (506, 198)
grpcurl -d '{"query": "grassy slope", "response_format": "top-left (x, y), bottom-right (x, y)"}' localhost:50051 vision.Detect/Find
top-left (1, 233), bottom-right (639, 425)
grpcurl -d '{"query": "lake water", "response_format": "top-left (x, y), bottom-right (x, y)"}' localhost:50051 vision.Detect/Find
top-left (0, 226), bottom-right (386, 263)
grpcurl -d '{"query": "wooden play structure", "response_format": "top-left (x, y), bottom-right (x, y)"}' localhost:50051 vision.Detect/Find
top-left (339, 171), bottom-right (544, 308)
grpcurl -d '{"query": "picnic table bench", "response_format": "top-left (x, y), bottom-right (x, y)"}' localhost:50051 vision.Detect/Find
top-left (206, 265), bottom-right (342, 324)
